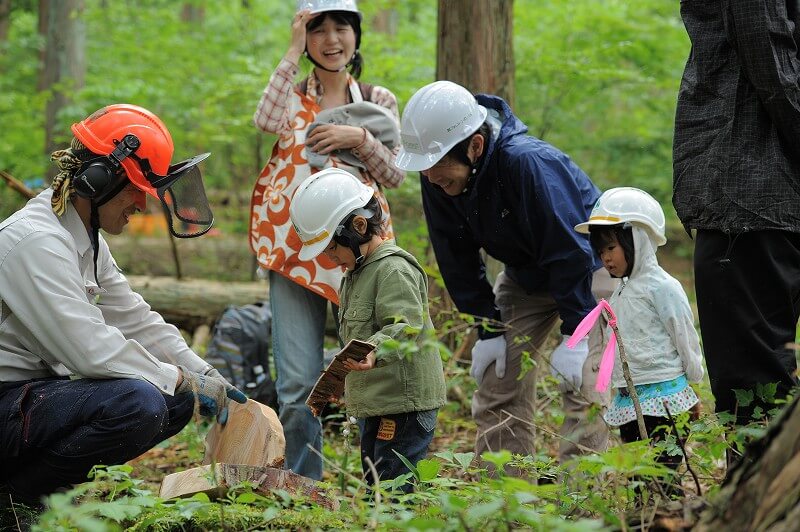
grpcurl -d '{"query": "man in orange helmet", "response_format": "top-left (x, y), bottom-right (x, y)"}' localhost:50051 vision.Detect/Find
top-left (0, 104), bottom-right (246, 508)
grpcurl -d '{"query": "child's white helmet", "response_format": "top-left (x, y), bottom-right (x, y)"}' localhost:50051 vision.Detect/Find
top-left (290, 168), bottom-right (374, 261)
top-left (574, 187), bottom-right (667, 246)
top-left (395, 80), bottom-right (488, 172)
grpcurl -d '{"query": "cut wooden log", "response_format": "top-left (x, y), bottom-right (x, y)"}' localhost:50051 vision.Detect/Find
top-left (695, 395), bottom-right (800, 531)
top-left (159, 464), bottom-right (339, 511)
top-left (204, 399), bottom-right (285, 469)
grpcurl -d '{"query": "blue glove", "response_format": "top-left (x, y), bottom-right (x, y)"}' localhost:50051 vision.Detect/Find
top-left (177, 366), bottom-right (248, 424)
top-left (470, 336), bottom-right (507, 386)
top-left (550, 335), bottom-right (588, 392)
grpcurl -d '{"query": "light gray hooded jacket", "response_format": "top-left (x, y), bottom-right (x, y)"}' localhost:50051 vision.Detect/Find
top-left (607, 226), bottom-right (704, 388)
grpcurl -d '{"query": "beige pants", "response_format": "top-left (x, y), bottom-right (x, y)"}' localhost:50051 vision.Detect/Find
top-left (472, 268), bottom-right (616, 468)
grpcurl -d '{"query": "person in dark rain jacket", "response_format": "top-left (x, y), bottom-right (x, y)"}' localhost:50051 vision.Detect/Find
top-left (395, 81), bottom-right (617, 470)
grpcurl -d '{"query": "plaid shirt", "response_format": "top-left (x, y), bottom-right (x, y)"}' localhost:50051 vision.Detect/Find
top-left (253, 58), bottom-right (404, 189)
top-left (673, 0), bottom-right (800, 233)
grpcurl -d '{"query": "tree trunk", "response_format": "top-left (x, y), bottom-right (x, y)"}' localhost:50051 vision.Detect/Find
top-left (695, 395), bottom-right (800, 531)
top-left (181, 2), bottom-right (204, 23)
top-left (0, 0), bottom-right (11, 42)
top-left (39, 0), bottom-right (86, 160)
top-left (436, 0), bottom-right (515, 106)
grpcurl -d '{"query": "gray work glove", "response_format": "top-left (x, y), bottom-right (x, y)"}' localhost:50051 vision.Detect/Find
top-left (176, 366), bottom-right (247, 425)
top-left (550, 335), bottom-right (588, 392)
top-left (470, 335), bottom-right (507, 386)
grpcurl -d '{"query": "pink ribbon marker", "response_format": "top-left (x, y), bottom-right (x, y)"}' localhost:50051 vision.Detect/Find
top-left (567, 299), bottom-right (617, 392)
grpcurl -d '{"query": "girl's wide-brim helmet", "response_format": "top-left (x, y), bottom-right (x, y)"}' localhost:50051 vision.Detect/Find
top-left (290, 167), bottom-right (374, 262)
top-left (71, 104), bottom-right (173, 199)
top-left (296, 0), bottom-right (361, 19)
top-left (574, 186), bottom-right (667, 246)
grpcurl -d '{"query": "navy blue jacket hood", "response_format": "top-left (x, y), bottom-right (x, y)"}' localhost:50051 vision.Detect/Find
top-left (421, 94), bottom-right (601, 335)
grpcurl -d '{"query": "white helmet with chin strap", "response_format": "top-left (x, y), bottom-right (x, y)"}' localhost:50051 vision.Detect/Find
top-left (290, 168), bottom-right (376, 263)
top-left (395, 80), bottom-right (488, 172)
top-left (574, 187), bottom-right (667, 246)
top-left (296, 0), bottom-right (361, 18)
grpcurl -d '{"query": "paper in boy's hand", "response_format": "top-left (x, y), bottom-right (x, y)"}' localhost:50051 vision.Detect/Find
top-left (306, 339), bottom-right (375, 416)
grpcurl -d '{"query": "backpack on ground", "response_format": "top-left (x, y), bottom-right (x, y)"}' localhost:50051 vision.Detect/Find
top-left (205, 302), bottom-right (278, 411)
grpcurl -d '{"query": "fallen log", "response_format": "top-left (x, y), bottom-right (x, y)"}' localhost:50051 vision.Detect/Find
top-left (126, 275), bottom-right (267, 331)
top-left (125, 275), bottom-right (337, 334)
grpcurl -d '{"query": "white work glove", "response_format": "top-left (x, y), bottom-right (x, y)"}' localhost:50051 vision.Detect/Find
top-left (470, 336), bottom-right (507, 386)
top-left (550, 335), bottom-right (588, 392)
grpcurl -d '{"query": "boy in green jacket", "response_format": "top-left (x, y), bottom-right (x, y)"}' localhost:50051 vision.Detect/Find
top-left (290, 168), bottom-right (446, 493)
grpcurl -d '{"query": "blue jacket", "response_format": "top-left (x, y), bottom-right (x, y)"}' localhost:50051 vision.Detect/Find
top-left (421, 94), bottom-right (601, 336)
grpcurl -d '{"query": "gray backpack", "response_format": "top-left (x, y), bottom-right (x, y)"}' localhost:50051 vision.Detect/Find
top-left (205, 302), bottom-right (278, 411)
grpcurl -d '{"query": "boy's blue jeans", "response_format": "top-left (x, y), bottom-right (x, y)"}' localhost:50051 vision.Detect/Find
top-left (0, 377), bottom-right (194, 504)
top-left (360, 409), bottom-right (437, 493)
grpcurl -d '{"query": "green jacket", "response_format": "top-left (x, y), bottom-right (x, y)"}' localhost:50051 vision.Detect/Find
top-left (339, 240), bottom-right (446, 418)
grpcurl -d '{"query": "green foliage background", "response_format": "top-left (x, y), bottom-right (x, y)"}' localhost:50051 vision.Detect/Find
top-left (0, 0), bottom-right (688, 226)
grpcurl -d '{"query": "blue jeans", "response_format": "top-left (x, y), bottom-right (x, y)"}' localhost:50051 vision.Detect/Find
top-left (0, 377), bottom-right (193, 504)
top-left (269, 271), bottom-right (335, 480)
top-left (360, 409), bottom-right (437, 493)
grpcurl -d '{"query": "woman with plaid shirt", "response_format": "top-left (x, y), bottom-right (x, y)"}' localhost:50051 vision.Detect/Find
top-left (249, 0), bottom-right (403, 479)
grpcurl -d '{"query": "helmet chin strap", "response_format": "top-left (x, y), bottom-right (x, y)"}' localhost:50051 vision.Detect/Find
top-left (87, 177), bottom-right (130, 288)
top-left (334, 211), bottom-right (372, 271)
top-left (305, 49), bottom-right (356, 73)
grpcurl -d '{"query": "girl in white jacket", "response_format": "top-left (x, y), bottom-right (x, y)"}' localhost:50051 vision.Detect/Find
top-left (575, 187), bottom-right (704, 477)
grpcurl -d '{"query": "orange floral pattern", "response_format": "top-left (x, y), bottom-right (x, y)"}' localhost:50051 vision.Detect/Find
top-left (249, 85), bottom-right (394, 305)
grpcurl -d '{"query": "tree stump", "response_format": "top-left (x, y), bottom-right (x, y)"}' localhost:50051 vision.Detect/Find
top-left (204, 399), bottom-right (285, 469)
top-left (159, 464), bottom-right (339, 511)
top-left (160, 399), bottom-right (338, 509)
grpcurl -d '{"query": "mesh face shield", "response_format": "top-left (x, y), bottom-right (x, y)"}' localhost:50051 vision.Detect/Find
top-left (148, 152), bottom-right (214, 238)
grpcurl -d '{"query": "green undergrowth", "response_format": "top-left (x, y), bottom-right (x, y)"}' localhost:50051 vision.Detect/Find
top-left (17, 377), bottom-right (793, 531)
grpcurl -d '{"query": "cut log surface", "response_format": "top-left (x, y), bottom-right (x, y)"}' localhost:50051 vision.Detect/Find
top-left (204, 399), bottom-right (285, 469)
top-left (159, 464), bottom-right (339, 511)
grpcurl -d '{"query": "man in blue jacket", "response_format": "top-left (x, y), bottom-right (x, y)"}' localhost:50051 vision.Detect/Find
top-left (395, 81), bottom-right (614, 469)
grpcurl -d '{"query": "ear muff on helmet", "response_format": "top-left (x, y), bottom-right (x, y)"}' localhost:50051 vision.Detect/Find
top-left (73, 134), bottom-right (141, 202)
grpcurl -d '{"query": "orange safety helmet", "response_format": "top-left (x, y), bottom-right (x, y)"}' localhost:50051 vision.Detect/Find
top-left (71, 104), bottom-right (174, 199)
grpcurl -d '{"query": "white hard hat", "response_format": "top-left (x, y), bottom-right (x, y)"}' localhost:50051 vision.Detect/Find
top-left (296, 0), bottom-right (361, 18)
top-left (290, 168), bottom-right (375, 261)
top-left (395, 80), bottom-right (488, 172)
top-left (574, 187), bottom-right (667, 246)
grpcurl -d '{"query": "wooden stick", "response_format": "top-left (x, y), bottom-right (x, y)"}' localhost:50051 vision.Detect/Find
top-left (0, 169), bottom-right (35, 200)
top-left (606, 310), bottom-right (648, 440)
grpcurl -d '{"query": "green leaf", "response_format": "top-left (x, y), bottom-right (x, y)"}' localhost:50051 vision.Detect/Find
top-left (416, 459), bottom-right (441, 481)
top-left (733, 388), bottom-right (755, 407)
